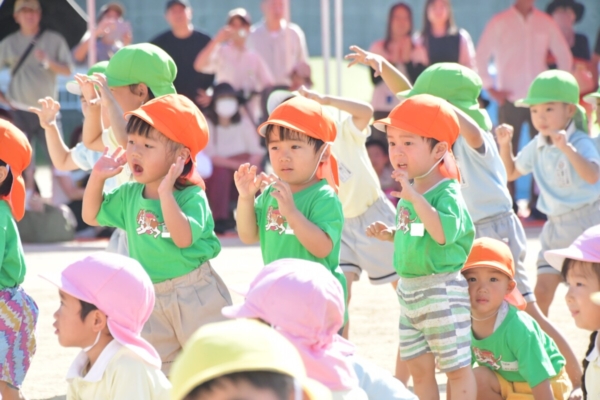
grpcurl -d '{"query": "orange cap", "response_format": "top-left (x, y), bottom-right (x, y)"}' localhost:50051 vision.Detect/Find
top-left (462, 237), bottom-right (527, 311)
top-left (257, 96), bottom-right (339, 191)
top-left (0, 120), bottom-right (32, 221)
top-left (125, 94), bottom-right (209, 189)
top-left (373, 94), bottom-right (461, 181)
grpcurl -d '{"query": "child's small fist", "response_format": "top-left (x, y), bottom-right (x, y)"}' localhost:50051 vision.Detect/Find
top-left (495, 124), bottom-right (514, 145)
top-left (366, 221), bottom-right (395, 242)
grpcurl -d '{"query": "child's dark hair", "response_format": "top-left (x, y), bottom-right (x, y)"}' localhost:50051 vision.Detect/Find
top-left (265, 125), bottom-right (325, 152)
top-left (583, 330), bottom-right (598, 399)
top-left (0, 159), bottom-right (13, 197)
top-left (79, 299), bottom-right (98, 321)
top-left (560, 259), bottom-right (600, 282)
top-left (129, 84), bottom-right (155, 101)
top-left (0, 108), bottom-right (13, 122)
top-left (183, 371), bottom-right (294, 400)
top-left (366, 139), bottom-right (388, 155)
top-left (125, 116), bottom-right (193, 190)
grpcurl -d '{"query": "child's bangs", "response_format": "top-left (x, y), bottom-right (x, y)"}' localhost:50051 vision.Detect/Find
top-left (265, 124), bottom-right (324, 151)
top-left (126, 115), bottom-right (155, 138)
top-left (561, 259), bottom-right (600, 284)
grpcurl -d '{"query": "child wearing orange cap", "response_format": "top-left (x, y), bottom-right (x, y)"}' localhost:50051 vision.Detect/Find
top-left (0, 120), bottom-right (39, 400)
top-left (463, 238), bottom-right (571, 400)
top-left (82, 93), bottom-right (232, 375)
top-left (366, 94), bottom-right (476, 399)
top-left (234, 95), bottom-right (348, 322)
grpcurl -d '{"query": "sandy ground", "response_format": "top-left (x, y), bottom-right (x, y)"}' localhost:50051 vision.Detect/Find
top-left (19, 226), bottom-right (588, 400)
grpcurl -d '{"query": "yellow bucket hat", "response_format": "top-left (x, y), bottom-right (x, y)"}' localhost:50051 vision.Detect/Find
top-left (170, 319), bottom-right (332, 400)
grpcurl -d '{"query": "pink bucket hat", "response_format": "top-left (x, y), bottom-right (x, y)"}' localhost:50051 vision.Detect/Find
top-left (545, 225), bottom-right (600, 271)
top-left (222, 258), bottom-right (358, 391)
top-left (41, 253), bottom-right (161, 369)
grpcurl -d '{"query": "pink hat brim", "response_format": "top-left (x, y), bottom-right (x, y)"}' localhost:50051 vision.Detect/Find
top-left (40, 273), bottom-right (95, 305)
top-left (544, 247), bottom-right (600, 272)
top-left (221, 302), bottom-right (262, 320)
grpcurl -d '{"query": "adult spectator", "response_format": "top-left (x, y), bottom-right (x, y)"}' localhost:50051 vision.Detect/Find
top-left (476, 0), bottom-right (572, 213)
top-left (0, 0), bottom-right (73, 194)
top-left (593, 29), bottom-right (600, 86)
top-left (412, 0), bottom-right (477, 74)
top-left (194, 8), bottom-right (274, 121)
top-left (151, 0), bottom-right (214, 109)
top-left (368, 3), bottom-right (418, 121)
top-left (247, 0), bottom-right (309, 86)
top-left (72, 2), bottom-right (132, 64)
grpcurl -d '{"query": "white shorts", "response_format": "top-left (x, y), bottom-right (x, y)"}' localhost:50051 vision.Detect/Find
top-left (340, 195), bottom-right (399, 285)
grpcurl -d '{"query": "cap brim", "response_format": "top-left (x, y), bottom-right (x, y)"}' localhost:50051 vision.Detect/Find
top-left (266, 90), bottom-right (297, 116)
top-left (258, 119), bottom-right (308, 137)
top-left (372, 117), bottom-right (430, 138)
top-left (583, 93), bottom-right (600, 106)
top-left (39, 273), bottom-right (94, 305)
top-left (108, 319), bottom-right (162, 369)
top-left (396, 89), bottom-right (413, 100)
top-left (66, 81), bottom-right (81, 96)
top-left (514, 97), bottom-right (570, 108)
top-left (462, 261), bottom-right (513, 278)
top-left (544, 246), bottom-right (600, 271)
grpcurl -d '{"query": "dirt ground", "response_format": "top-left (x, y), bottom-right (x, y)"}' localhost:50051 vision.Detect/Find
top-left (20, 226), bottom-right (587, 400)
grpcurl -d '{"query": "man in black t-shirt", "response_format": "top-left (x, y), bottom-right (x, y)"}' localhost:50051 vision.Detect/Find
top-left (593, 29), bottom-right (600, 91)
top-left (151, 0), bottom-right (214, 109)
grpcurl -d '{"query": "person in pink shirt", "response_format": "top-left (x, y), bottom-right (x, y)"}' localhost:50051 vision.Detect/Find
top-left (476, 0), bottom-right (573, 215)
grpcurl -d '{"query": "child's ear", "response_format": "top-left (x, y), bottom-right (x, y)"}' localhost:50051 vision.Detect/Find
top-left (91, 310), bottom-right (108, 333)
top-left (319, 144), bottom-right (332, 163)
top-left (434, 141), bottom-right (449, 159)
top-left (180, 147), bottom-right (191, 162)
top-left (137, 83), bottom-right (149, 101)
top-left (566, 103), bottom-right (577, 118)
top-left (507, 279), bottom-right (517, 294)
top-left (0, 166), bottom-right (7, 185)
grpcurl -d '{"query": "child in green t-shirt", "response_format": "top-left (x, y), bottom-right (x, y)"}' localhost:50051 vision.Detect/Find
top-left (463, 237), bottom-right (571, 400)
top-left (82, 94), bottom-right (232, 375)
top-left (234, 96), bottom-right (347, 320)
top-left (367, 94), bottom-right (476, 399)
top-left (0, 120), bottom-right (39, 400)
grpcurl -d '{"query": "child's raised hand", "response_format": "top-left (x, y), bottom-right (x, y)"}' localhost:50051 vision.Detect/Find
top-left (345, 45), bottom-right (384, 77)
top-left (74, 74), bottom-right (99, 104)
top-left (270, 179), bottom-right (297, 218)
top-left (158, 156), bottom-right (185, 196)
top-left (298, 85), bottom-right (326, 104)
top-left (234, 163), bottom-right (265, 199)
top-left (92, 147), bottom-right (127, 179)
top-left (550, 130), bottom-right (569, 151)
top-left (390, 169), bottom-right (418, 202)
top-left (89, 73), bottom-right (115, 109)
top-left (29, 97), bottom-right (60, 129)
top-left (495, 123), bottom-right (514, 146)
top-left (366, 221), bottom-right (395, 242)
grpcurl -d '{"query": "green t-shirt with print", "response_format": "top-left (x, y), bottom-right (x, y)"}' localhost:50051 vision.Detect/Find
top-left (0, 201), bottom-right (26, 289)
top-left (393, 179), bottom-right (474, 278)
top-left (471, 304), bottom-right (565, 388)
top-left (255, 180), bottom-right (347, 308)
top-left (97, 182), bottom-right (221, 283)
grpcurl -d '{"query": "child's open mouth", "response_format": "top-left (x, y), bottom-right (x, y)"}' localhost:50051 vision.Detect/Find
top-left (397, 163), bottom-right (407, 169)
top-left (132, 164), bottom-right (144, 174)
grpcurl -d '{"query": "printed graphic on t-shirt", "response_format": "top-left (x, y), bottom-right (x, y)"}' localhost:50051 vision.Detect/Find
top-left (396, 206), bottom-right (416, 234)
top-left (136, 209), bottom-right (165, 239)
top-left (555, 158), bottom-right (571, 187)
top-left (265, 206), bottom-right (287, 234)
top-left (338, 162), bottom-right (352, 183)
top-left (473, 347), bottom-right (502, 370)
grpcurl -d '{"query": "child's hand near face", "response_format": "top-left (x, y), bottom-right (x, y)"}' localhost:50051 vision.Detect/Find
top-left (345, 45), bottom-right (384, 78)
top-left (29, 97), bottom-right (60, 130)
top-left (89, 73), bottom-right (117, 110)
top-left (366, 221), bottom-right (395, 242)
top-left (92, 147), bottom-right (127, 180)
top-left (234, 163), bottom-right (268, 199)
top-left (391, 169), bottom-right (418, 202)
top-left (495, 124), bottom-right (514, 146)
top-left (550, 130), bottom-right (569, 152)
top-left (158, 156), bottom-right (185, 197)
top-left (270, 179), bottom-right (298, 218)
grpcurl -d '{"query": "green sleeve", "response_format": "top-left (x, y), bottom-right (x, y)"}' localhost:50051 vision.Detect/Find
top-left (307, 189), bottom-right (344, 252)
top-left (511, 322), bottom-right (557, 387)
top-left (96, 185), bottom-right (127, 229)
top-left (0, 213), bottom-right (7, 273)
top-left (435, 187), bottom-right (464, 246)
top-left (178, 187), bottom-right (213, 243)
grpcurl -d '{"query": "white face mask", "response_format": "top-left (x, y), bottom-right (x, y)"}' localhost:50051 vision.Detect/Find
top-left (215, 98), bottom-right (238, 119)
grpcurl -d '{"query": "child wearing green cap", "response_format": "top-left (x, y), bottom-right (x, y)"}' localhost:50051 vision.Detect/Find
top-left (346, 46), bottom-right (584, 393)
top-left (497, 69), bottom-right (600, 321)
top-left (583, 89), bottom-right (600, 154)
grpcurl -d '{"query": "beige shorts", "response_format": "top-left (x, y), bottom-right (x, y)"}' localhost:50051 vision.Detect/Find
top-left (142, 262), bottom-right (232, 375)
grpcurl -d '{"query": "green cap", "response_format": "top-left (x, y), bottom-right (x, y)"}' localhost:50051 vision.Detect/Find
top-left (515, 70), bottom-right (580, 107)
top-left (397, 63), bottom-right (492, 131)
top-left (105, 43), bottom-right (177, 97)
top-left (66, 61), bottom-right (109, 95)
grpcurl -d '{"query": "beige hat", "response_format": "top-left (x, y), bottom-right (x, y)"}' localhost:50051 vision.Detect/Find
top-left (14, 0), bottom-right (40, 13)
